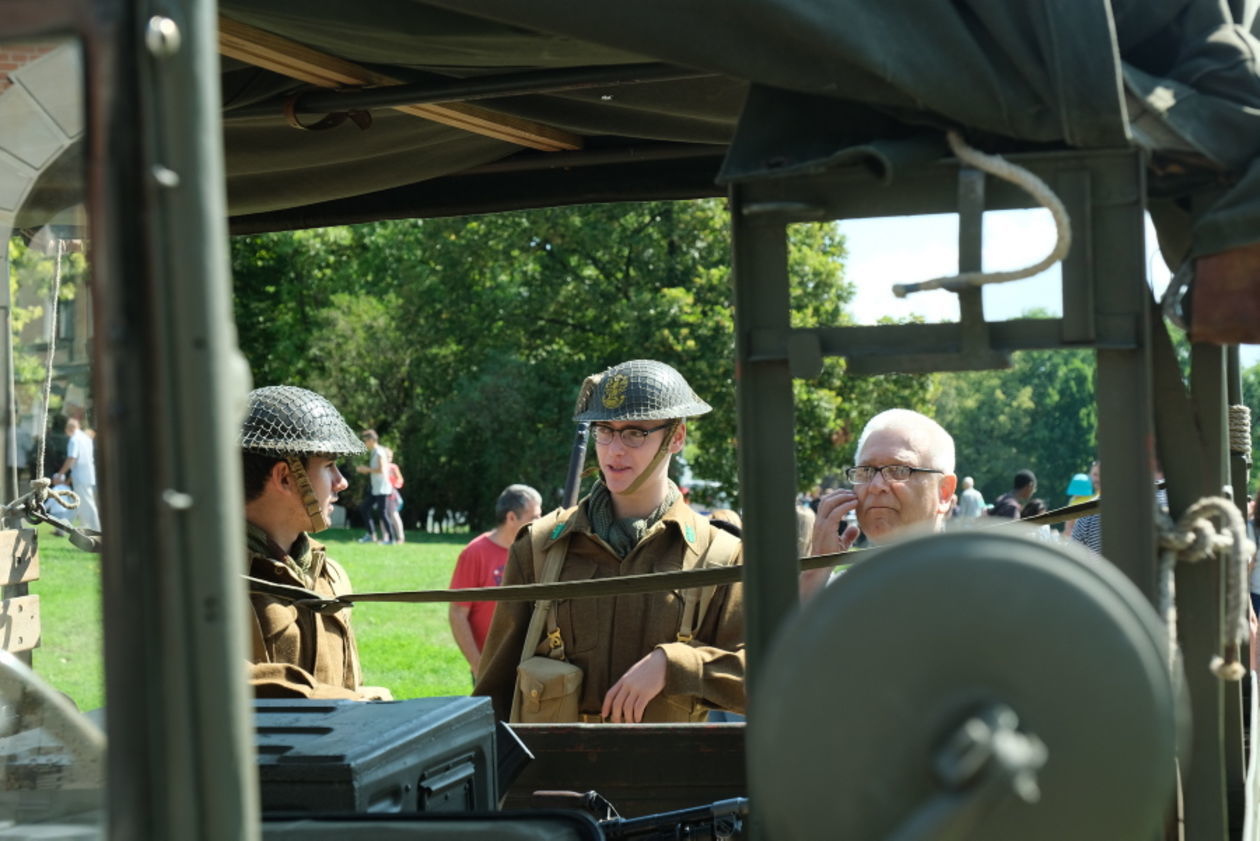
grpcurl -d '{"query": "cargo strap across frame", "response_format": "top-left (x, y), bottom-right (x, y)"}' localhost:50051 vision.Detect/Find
top-left (727, 143), bottom-right (1246, 841)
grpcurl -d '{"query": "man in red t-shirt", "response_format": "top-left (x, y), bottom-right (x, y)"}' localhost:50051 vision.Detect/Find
top-left (449, 484), bottom-right (543, 677)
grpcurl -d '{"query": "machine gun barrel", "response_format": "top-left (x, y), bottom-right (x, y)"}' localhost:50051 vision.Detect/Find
top-left (599, 797), bottom-right (749, 840)
top-left (562, 421), bottom-right (590, 508)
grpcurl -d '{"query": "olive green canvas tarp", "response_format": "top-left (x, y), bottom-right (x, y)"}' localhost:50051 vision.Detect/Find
top-left (220, 0), bottom-right (1260, 264)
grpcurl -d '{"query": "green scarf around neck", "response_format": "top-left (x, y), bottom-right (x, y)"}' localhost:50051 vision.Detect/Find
top-left (246, 521), bottom-right (314, 579)
top-left (587, 479), bottom-right (681, 558)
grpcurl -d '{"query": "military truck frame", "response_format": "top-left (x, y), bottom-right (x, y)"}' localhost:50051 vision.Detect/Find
top-left (1, 0), bottom-right (1257, 839)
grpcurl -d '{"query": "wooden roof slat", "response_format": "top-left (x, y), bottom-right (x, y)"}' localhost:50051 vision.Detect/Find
top-left (218, 16), bottom-right (581, 152)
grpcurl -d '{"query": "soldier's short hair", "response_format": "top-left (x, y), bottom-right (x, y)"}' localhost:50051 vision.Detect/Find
top-left (242, 451), bottom-right (308, 502)
top-left (495, 484), bottom-right (542, 524)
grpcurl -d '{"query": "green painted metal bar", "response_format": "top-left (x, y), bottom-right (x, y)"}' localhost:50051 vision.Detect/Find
top-left (745, 316), bottom-right (1138, 376)
top-left (1226, 348), bottom-right (1252, 775)
top-left (729, 185), bottom-right (801, 697)
top-left (1219, 347), bottom-right (1249, 838)
top-left (1172, 342), bottom-right (1228, 841)
top-left (954, 168), bottom-right (1009, 371)
top-left (1056, 168), bottom-right (1096, 344)
top-left (728, 149), bottom-right (1143, 224)
top-left (1190, 343), bottom-right (1246, 838)
top-left (1091, 153), bottom-right (1156, 601)
top-left (98, 1), bottom-right (259, 840)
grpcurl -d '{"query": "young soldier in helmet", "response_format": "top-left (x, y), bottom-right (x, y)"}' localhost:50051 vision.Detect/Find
top-left (474, 360), bottom-right (745, 723)
top-left (241, 385), bottom-right (391, 700)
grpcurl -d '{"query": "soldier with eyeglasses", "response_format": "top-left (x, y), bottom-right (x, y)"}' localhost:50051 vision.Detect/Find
top-left (809, 409), bottom-right (958, 565)
top-left (474, 360), bottom-right (746, 724)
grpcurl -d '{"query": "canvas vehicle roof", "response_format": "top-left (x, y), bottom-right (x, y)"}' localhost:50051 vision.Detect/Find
top-left (213, 0), bottom-right (1260, 269)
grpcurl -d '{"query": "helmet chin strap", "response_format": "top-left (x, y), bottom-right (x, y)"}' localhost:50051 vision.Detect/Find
top-left (286, 456), bottom-right (329, 532)
top-left (615, 420), bottom-right (679, 497)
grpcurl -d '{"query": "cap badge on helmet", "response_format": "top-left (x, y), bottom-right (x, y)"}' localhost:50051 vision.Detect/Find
top-left (602, 374), bottom-right (629, 409)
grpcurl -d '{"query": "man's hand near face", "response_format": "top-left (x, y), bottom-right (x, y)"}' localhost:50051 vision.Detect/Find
top-left (811, 489), bottom-right (861, 556)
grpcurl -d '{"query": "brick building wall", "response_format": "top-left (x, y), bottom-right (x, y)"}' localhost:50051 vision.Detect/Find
top-left (0, 44), bottom-right (59, 94)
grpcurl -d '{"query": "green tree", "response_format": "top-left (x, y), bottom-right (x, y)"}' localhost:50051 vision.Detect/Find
top-left (935, 338), bottom-right (1097, 506)
top-left (230, 201), bottom-right (934, 528)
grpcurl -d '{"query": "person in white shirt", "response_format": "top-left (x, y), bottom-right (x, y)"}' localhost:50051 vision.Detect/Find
top-left (55, 417), bottom-right (99, 531)
top-left (955, 476), bottom-right (986, 519)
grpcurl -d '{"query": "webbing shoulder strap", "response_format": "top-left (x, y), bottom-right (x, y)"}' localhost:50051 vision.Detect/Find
top-left (677, 520), bottom-right (741, 643)
top-left (523, 509), bottom-right (572, 662)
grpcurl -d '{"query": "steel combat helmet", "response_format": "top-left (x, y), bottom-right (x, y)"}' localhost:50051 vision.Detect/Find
top-left (241, 385), bottom-right (365, 458)
top-left (573, 359), bottom-right (711, 422)
top-left (241, 386), bottom-right (363, 533)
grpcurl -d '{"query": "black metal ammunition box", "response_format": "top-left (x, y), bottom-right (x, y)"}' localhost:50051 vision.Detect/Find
top-left (255, 697), bottom-right (497, 814)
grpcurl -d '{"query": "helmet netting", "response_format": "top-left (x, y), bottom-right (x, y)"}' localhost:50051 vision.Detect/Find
top-left (572, 359), bottom-right (712, 422)
top-left (241, 385), bottom-right (365, 458)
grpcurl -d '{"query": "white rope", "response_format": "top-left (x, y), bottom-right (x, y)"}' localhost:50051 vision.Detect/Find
top-left (1229, 404), bottom-right (1252, 458)
top-left (32, 238), bottom-right (65, 484)
top-left (893, 131), bottom-right (1073, 298)
top-left (1158, 496), bottom-right (1256, 681)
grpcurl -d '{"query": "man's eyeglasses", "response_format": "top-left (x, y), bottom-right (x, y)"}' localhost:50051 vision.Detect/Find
top-left (845, 465), bottom-right (944, 484)
top-left (591, 423), bottom-right (672, 448)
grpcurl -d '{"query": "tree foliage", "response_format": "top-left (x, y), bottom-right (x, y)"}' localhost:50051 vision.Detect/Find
top-left (231, 201), bottom-right (933, 528)
top-left (934, 340), bottom-right (1098, 507)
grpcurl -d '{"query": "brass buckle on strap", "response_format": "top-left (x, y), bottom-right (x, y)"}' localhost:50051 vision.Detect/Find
top-left (547, 628), bottom-right (564, 649)
top-left (676, 632), bottom-right (693, 643)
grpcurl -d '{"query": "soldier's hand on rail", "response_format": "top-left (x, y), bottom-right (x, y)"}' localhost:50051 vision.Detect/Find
top-left (811, 489), bottom-right (860, 556)
top-left (601, 649), bottom-right (667, 723)
top-left (359, 685), bottom-right (393, 701)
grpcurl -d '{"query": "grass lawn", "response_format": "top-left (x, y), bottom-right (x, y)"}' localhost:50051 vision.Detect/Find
top-left (29, 525), bottom-right (476, 710)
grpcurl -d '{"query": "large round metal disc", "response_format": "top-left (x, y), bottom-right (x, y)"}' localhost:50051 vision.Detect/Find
top-left (749, 529), bottom-right (1178, 841)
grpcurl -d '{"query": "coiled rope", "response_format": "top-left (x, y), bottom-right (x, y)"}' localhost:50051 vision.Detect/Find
top-left (1157, 497), bottom-right (1255, 680)
top-left (1228, 404), bottom-right (1252, 459)
top-left (892, 131), bottom-right (1072, 298)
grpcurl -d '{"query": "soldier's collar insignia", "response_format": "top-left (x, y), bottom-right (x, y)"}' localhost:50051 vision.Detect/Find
top-left (684, 524), bottom-right (696, 544)
top-left (550, 521), bottom-right (567, 540)
top-left (602, 374), bottom-right (629, 409)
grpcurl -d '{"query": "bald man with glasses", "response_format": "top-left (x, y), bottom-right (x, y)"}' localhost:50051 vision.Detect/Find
top-left (811, 409), bottom-right (959, 562)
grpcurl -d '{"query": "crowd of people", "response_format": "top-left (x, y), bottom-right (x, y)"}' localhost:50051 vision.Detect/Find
top-left (237, 359), bottom-right (1244, 725)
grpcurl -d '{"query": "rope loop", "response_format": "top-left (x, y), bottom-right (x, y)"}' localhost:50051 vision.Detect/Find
top-left (1158, 496), bottom-right (1255, 680)
top-left (894, 132), bottom-right (1072, 298)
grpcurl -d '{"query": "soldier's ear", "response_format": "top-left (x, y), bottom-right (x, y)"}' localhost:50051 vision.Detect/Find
top-left (669, 422), bottom-right (686, 453)
top-left (269, 460), bottom-right (293, 493)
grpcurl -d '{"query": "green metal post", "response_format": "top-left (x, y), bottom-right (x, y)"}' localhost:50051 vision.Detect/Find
top-left (729, 185), bottom-right (802, 691)
top-left (1170, 342), bottom-right (1228, 840)
top-left (1092, 159), bottom-right (1157, 603)
top-left (1189, 343), bottom-right (1245, 837)
top-left (1224, 345), bottom-right (1250, 835)
top-left (99, 1), bottom-right (258, 840)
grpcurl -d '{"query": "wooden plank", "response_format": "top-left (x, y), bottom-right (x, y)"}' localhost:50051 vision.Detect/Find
top-left (0, 528), bottom-right (38, 585)
top-left (505, 724), bottom-right (746, 817)
top-left (218, 16), bottom-right (581, 152)
top-left (0, 593), bottom-right (40, 653)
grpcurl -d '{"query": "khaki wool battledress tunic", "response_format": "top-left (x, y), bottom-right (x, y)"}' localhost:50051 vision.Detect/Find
top-left (246, 523), bottom-right (364, 699)
top-left (474, 493), bottom-right (746, 722)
